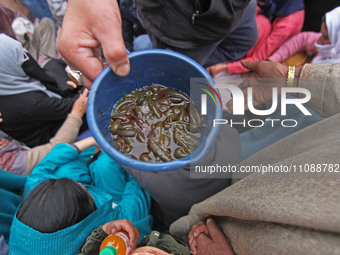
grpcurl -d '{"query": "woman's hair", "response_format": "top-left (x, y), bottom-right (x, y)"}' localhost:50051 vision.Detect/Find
top-left (17, 178), bottom-right (97, 233)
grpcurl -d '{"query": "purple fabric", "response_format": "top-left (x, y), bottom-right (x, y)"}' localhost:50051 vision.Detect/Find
top-left (0, 234), bottom-right (9, 255)
top-left (0, 4), bottom-right (22, 39)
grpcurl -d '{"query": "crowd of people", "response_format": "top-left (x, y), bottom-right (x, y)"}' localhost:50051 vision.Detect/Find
top-left (1, 0), bottom-right (340, 254)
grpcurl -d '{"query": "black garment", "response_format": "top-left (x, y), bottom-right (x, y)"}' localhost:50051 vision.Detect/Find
top-left (137, 0), bottom-right (250, 49)
top-left (21, 53), bottom-right (78, 98)
top-left (302, 0), bottom-right (340, 32)
top-left (142, 0), bottom-right (258, 67)
top-left (0, 91), bottom-right (80, 147)
top-left (120, 0), bottom-right (147, 52)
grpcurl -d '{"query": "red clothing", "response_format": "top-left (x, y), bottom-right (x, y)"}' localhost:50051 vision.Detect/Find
top-left (227, 9), bottom-right (305, 73)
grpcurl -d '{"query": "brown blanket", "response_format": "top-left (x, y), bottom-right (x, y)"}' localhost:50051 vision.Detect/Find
top-left (170, 63), bottom-right (340, 254)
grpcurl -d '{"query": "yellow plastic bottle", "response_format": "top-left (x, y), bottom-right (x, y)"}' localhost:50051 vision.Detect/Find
top-left (99, 227), bottom-right (139, 255)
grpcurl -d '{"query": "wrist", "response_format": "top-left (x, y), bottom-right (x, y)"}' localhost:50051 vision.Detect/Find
top-left (70, 143), bottom-right (81, 153)
top-left (70, 110), bottom-right (84, 118)
top-left (295, 66), bottom-right (303, 80)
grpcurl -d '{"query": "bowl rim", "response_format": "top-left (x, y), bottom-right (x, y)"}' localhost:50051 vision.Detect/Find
top-left (87, 49), bottom-right (222, 171)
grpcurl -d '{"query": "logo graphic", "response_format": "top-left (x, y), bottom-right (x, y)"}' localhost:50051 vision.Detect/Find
top-left (196, 81), bottom-right (312, 129)
top-left (199, 83), bottom-right (222, 115)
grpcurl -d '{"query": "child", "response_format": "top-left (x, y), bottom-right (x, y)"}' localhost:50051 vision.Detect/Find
top-left (8, 137), bottom-right (152, 254)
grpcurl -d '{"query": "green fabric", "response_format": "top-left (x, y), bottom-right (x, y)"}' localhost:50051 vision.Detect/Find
top-left (139, 231), bottom-right (190, 255)
top-left (79, 227), bottom-right (108, 255)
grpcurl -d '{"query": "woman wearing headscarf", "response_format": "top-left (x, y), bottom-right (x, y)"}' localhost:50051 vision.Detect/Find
top-left (268, 6), bottom-right (340, 64)
top-left (0, 34), bottom-right (83, 148)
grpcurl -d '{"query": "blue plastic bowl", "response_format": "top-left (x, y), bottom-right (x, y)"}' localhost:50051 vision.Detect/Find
top-left (87, 49), bottom-right (222, 171)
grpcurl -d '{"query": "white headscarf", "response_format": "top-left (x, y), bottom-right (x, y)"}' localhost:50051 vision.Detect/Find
top-left (0, 34), bottom-right (60, 98)
top-left (313, 6), bottom-right (340, 64)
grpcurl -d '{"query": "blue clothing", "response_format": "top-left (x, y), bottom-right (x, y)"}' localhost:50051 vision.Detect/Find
top-left (20, 0), bottom-right (54, 20)
top-left (133, 34), bottom-right (152, 52)
top-left (9, 199), bottom-right (115, 255)
top-left (0, 170), bottom-right (26, 242)
top-left (9, 144), bottom-right (152, 254)
top-left (259, 0), bottom-right (304, 18)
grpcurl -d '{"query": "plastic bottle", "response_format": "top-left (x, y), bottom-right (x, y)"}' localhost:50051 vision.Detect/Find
top-left (99, 227), bottom-right (139, 255)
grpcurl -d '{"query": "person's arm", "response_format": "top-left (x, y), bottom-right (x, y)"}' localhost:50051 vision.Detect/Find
top-left (79, 220), bottom-right (138, 255)
top-left (58, 0), bottom-right (130, 89)
top-left (25, 89), bottom-right (88, 175)
top-left (226, 61), bottom-right (340, 118)
top-left (21, 52), bottom-right (59, 89)
top-left (268, 32), bottom-right (320, 63)
top-left (227, 10), bottom-right (305, 74)
top-left (78, 226), bottom-right (108, 255)
top-left (111, 175), bottom-right (151, 227)
top-left (298, 63), bottom-right (340, 117)
top-left (25, 137), bottom-right (97, 195)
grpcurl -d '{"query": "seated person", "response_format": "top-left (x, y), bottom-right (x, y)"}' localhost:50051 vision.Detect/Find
top-left (170, 61), bottom-right (340, 255)
top-left (0, 88), bottom-right (88, 176)
top-left (268, 6), bottom-right (340, 65)
top-left (7, 137), bottom-right (152, 254)
top-left (80, 219), bottom-right (190, 255)
top-left (207, 0), bottom-right (305, 76)
top-left (0, 34), bottom-right (85, 147)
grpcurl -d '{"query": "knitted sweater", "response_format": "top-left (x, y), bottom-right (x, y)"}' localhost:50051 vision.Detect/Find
top-left (9, 144), bottom-right (153, 254)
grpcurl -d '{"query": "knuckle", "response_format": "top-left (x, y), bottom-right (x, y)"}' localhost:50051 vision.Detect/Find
top-left (104, 47), bottom-right (127, 62)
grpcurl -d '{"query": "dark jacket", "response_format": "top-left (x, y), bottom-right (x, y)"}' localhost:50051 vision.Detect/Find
top-left (259, 0), bottom-right (304, 18)
top-left (137, 0), bottom-right (250, 49)
top-left (120, 0), bottom-right (147, 52)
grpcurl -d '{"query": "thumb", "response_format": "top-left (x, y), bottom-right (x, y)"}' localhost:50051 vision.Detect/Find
top-left (97, 23), bottom-right (130, 77)
top-left (206, 218), bottom-right (226, 243)
top-left (240, 60), bottom-right (258, 72)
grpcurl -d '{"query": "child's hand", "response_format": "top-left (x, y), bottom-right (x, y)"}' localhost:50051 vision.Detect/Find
top-left (102, 219), bottom-right (138, 249)
top-left (71, 88), bottom-right (89, 118)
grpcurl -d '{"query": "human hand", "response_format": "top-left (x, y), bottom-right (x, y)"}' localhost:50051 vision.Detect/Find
top-left (102, 219), bottom-right (138, 249)
top-left (71, 88), bottom-right (89, 118)
top-left (206, 62), bottom-right (228, 77)
top-left (227, 60), bottom-right (289, 112)
top-left (58, 0), bottom-right (130, 89)
top-left (66, 80), bottom-right (77, 89)
top-left (189, 218), bottom-right (234, 255)
top-left (188, 221), bottom-right (210, 254)
top-left (0, 112), bottom-right (3, 123)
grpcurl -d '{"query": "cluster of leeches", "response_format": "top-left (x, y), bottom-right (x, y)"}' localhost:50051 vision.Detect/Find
top-left (109, 84), bottom-right (205, 162)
